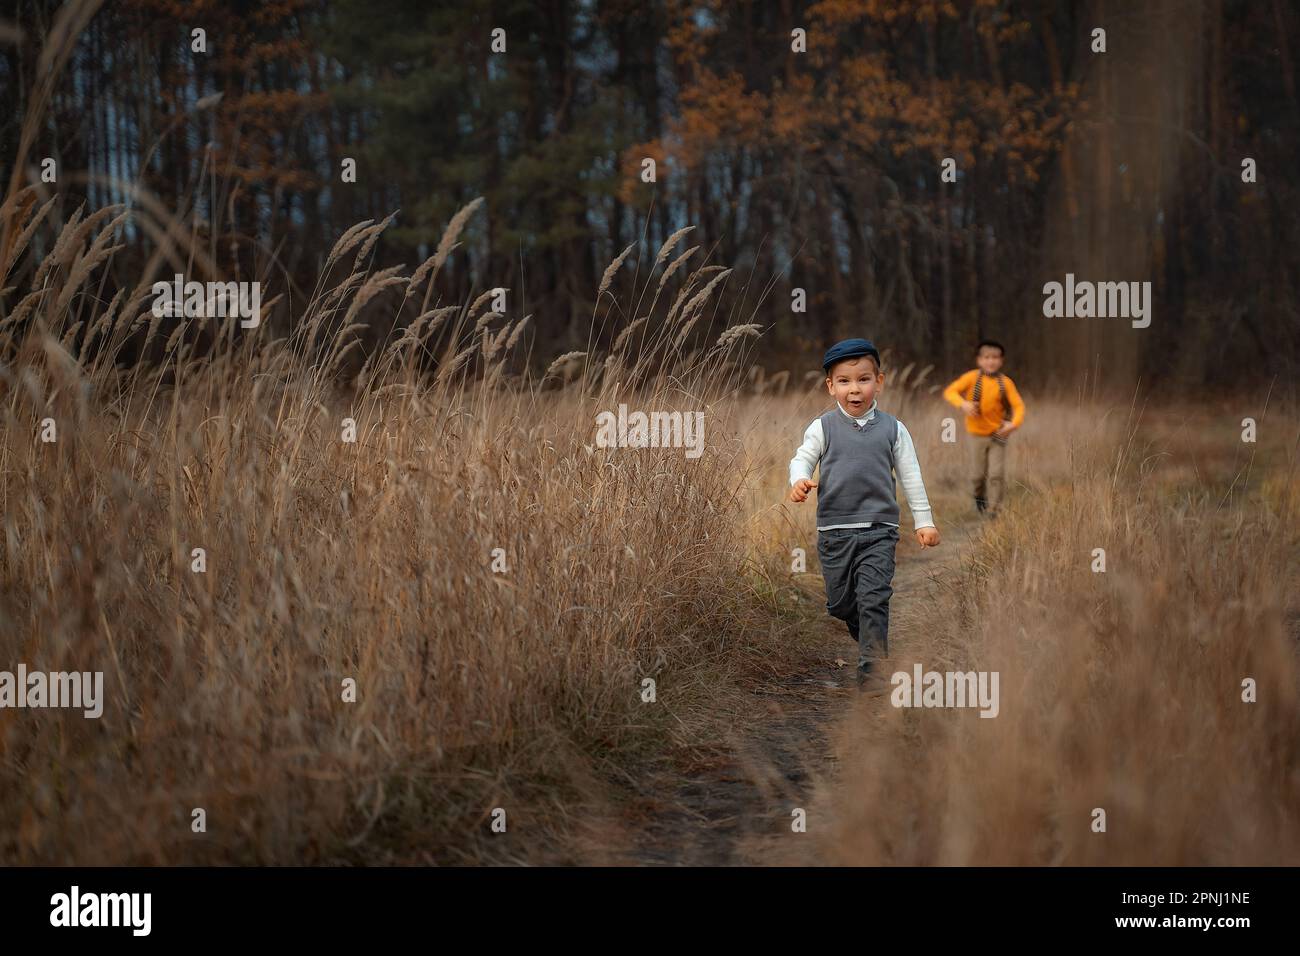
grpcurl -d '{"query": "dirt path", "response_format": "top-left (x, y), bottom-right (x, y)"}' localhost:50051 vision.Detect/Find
top-left (591, 521), bottom-right (980, 865)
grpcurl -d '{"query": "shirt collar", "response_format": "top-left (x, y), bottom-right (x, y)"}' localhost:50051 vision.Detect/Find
top-left (836, 398), bottom-right (877, 426)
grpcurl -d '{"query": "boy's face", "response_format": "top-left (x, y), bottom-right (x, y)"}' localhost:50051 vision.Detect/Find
top-left (976, 346), bottom-right (1004, 374)
top-left (825, 356), bottom-right (883, 416)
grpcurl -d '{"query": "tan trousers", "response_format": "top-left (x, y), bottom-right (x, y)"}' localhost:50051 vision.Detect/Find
top-left (971, 435), bottom-right (1007, 513)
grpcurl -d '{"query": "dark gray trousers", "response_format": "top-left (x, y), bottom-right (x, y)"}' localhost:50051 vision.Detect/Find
top-left (817, 525), bottom-right (899, 676)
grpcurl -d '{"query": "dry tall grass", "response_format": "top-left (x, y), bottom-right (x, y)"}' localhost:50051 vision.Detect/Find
top-left (0, 190), bottom-right (784, 864)
top-left (779, 397), bottom-right (1300, 865)
top-left (3, 183), bottom-right (1296, 866)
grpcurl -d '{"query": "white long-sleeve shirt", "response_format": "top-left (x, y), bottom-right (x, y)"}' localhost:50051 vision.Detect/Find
top-left (789, 400), bottom-right (935, 531)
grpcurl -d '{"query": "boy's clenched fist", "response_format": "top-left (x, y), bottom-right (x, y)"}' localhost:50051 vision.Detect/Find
top-left (789, 478), bottom-right (817, 502)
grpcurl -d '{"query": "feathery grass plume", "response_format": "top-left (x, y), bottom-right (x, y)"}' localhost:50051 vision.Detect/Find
top-left (329, 322), bottom-right (370, 355)
top-left (394, 306), bottom-right (443, 349)
top-left (716, 323), bottom-right (761, 348)
top-left (139, 308), bottom-right (167, 351)
top-left (408, 196), bottom-right (485, 298)
top-left (63, 203), bottom-right (125, 259)
top-left (351, 211), bottom-right (398, 272)
top-left (679, 268), bottom-right (732, 326)
top-left (436, 331), bottom-right (485, 384)
top-left (488, 317), bottom-right (514, 356)
top-left (322, 269), bottom-right (368, 309)
top-left (0, 194), bottom-right (57, 282)
top-left (383, 306), bottom-right (457, 361)
top-left (59, 319), bottom-right (84, 349)
top-left (654, 244), bottom-right (699, 299)
top-left (431, 197), bottom-right (484, 276)
top-left (664, 272), bottom-right (701, 328)
top-left (306, 269), bottom-right (368, 341)
top-left (421, 306), bottom-right (459, 341)
top-left (0, 183), bottom-right (36, 222)
top-left (89, 276), bottom-right (129, 334)
top-left (404, 308), bottom-right (437, 340)
top-left (342, 265), bottom-right (407, 327)
top-left (40, 328), bottom-right (83, 380)
top-left (466, 288), bottom-right (496, 324)
top-left (163, 319), bottom-right (189, 353)
top-left (504, 313), bottom-right (531, 351)
top-left (384, 333), bottom-right (414, 357)
top-left (78, 287), bottom-right (125, 363)
top-left (542, 350), bottom-right (587, 380)
top-left (666, 264), bottom-right (726, 328)
top-left (323, 218), bottom-right (375, 272)
top-left (672, 312), bottom-right (705, 350)
top-left (325, 338), bottom-right (366, 376)
top-left (31, 203), bottom-right (87, 290)
top-left (4, 288), bottom-right (46, 332)
top-left (126, 308), bottom-right (151, 335)
top-left (371, 382), bottom-right (414, 398)
top-left (117, 272), bottom-right (165, 329)
top-left (654, 226), bottom-right (695, 272)
top-left (612, 315), bottom-right (648, 354)
top-left (484, 319), bottom-right (514, 362)
top-left (405, 247), bottom-right (449, 301)
top-left (54, 211), bottom-right (129, 317)
top-left (598, 241), bottom-right (637, 298)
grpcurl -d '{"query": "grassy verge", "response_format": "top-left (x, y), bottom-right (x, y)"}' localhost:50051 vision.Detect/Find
top-left (0, 201), bottom-right (795, 864)
top-left (809, 399), bottom-right (1300, 864)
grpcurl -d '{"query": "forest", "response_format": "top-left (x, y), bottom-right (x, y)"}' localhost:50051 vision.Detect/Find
top-left (3, 0), bottom-right (1296, 392)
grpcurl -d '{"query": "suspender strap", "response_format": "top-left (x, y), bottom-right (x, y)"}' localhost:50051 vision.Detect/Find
top-left (972, 371), bottom-right (1011, 419)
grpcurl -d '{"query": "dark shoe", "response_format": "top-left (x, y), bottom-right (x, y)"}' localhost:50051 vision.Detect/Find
top-left (855, 667), bottom-right (890, 697)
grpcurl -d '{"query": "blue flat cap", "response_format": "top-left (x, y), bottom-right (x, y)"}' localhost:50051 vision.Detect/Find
top-left (822, 337), bottom-right (881, 370)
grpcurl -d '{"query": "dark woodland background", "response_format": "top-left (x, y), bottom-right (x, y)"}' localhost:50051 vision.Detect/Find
top-left (2, 0), bottom-right (1297, 392)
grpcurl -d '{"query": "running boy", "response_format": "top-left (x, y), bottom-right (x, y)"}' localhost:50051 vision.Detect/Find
top-left (788, 338), bottom-right (940, 690)
top-left (942, 340), bottom-right (1026, 517)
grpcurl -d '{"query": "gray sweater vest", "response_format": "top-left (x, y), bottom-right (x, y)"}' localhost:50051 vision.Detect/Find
top-left (815, 408), bottom-right (900, 526)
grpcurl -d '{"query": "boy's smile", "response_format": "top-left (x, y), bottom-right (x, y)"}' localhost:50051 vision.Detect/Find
top-left (826, 356), bottom-right (883, 416)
